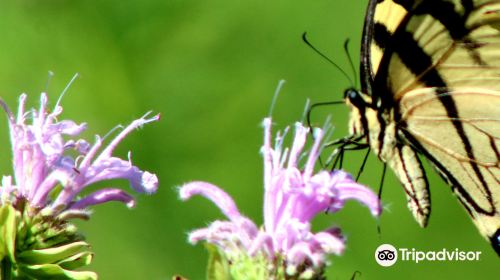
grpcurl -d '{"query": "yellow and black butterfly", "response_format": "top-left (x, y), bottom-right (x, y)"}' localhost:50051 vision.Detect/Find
top-left (341, 0), bottom-right (500, 254)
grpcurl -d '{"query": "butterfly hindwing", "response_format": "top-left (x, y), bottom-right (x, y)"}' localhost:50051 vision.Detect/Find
top-left (400, 87), bottom-right (500, 242)
top-left (388, 144), bottom-right (431, 227)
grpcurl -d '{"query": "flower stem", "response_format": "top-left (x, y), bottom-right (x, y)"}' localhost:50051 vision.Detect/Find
top-left (1, 257), bottom-right (12, 280)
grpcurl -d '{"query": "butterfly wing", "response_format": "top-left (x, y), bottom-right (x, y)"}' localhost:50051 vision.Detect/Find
top-left (361, 0), bottom-right (409, 88)
top-left (375, 0), bottom-right (500, 96)
top-left (361, 0), bottom-right (410, 95)
top-left (400, 88), bottom-right (500, 251)
top-left (364, 0), bottom-right (500, 251)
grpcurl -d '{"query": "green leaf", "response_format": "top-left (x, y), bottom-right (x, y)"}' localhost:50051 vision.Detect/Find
top-left (18, 263), bottom-right (97, 280)
top-left (205, 243), bottom-right (231, 280)
top-left (57, 251), bottom-right (93, 270)
top-left (17, 241), bottom-right (91, 265)
top-left (0, 204), bottom-right (17, 262)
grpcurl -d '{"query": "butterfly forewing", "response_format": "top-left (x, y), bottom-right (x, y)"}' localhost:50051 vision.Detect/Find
top-left (368, 0), bottom-right (410, 76)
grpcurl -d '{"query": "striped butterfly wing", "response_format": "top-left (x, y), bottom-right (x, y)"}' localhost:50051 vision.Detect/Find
top-left (400, 88), bottom-right (500, 251)
top-left (361, 0), bottom-right (408, 92)
top-left (365, 0), bottom-right (500, 253)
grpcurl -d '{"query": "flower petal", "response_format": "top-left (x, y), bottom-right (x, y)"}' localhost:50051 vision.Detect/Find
top-left (95, 112), bottom-right (160, 162)
top-left (47, 120), bottom-right (87, 136)
top-left (313, 231), bottom-right (345, 255)
top-left (334, 172), bottom-right (382, 216)
top-left (2, 92), bottom-right (158, 215)
top-left (69, 188), bottom-right (136, 209)
top-left (180, 181), bottom-right (243, 222)
top-left (83, 157), bottom-right (158, 194)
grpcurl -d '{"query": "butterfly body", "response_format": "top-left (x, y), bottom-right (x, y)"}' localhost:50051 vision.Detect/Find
top-left (345, 0), bottom-right (500, 254)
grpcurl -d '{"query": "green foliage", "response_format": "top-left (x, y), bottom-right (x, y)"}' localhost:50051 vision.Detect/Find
top-left (204, 243), bottom-right (325, 280)
top-left (0, 204), bottom-right (95, 279)
top-left (206, 244), bottom-right (230, 280)
top-left (16, 263), bottom-right (96, 280)
top-left (0, 204), bottom-right (17, 263)
top-left (17, 241), bottom-right (91, 265)
top-left (205, 242), bottom-right (279, 280)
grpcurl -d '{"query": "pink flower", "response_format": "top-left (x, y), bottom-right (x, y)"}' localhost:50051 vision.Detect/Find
top-left (0, 93), bottom-right (159, 218)
top-left (180, 117), bottom-right (381, 275)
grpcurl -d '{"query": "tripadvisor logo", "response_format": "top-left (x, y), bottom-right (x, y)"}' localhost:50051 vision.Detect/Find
top-left (374, 244), bottom-right (482, 267)
top-left (375, 244), bottom-right (398, 267)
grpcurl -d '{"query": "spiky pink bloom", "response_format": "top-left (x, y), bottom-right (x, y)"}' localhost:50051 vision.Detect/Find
top-left (0, 93), bottom-right (159, 218)
top-left (180, 117), bottom-right (381, 273)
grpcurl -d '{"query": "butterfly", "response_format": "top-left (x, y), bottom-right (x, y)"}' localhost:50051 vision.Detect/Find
top-left (340, 0), bottom-right (500, 255)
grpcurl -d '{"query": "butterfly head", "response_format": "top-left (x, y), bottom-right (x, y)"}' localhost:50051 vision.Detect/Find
top-left (343, 88), bottom-right (370, 108)
top-left (343, 88), bottom-right (374, 137)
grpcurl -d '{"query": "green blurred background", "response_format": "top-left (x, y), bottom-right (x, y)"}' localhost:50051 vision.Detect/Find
top-left (0, 0), bottom-right (496, 279)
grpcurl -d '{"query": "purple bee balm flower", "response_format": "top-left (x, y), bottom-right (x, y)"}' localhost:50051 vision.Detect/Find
top-left (0, 91), bottom-right (159, 279)
top-left (0, 92), bottom-right (159, 217)
top-left (180, 117), bottom-right (381, 278)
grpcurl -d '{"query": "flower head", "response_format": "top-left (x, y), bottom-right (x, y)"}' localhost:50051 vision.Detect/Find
top-left (0, 92), bottom-right (159, 279)
top-left (180, 117), bottom-right (381, 279)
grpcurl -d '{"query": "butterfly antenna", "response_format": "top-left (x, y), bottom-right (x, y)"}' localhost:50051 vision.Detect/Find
top-left (302, 32), bottom-right (355, 87)
top-left (306, 100), bottom-right (343, 131)
top-left (344, 39), bottom-right (358, 88)
top-left (269, 79), bottom-right (286, 117)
